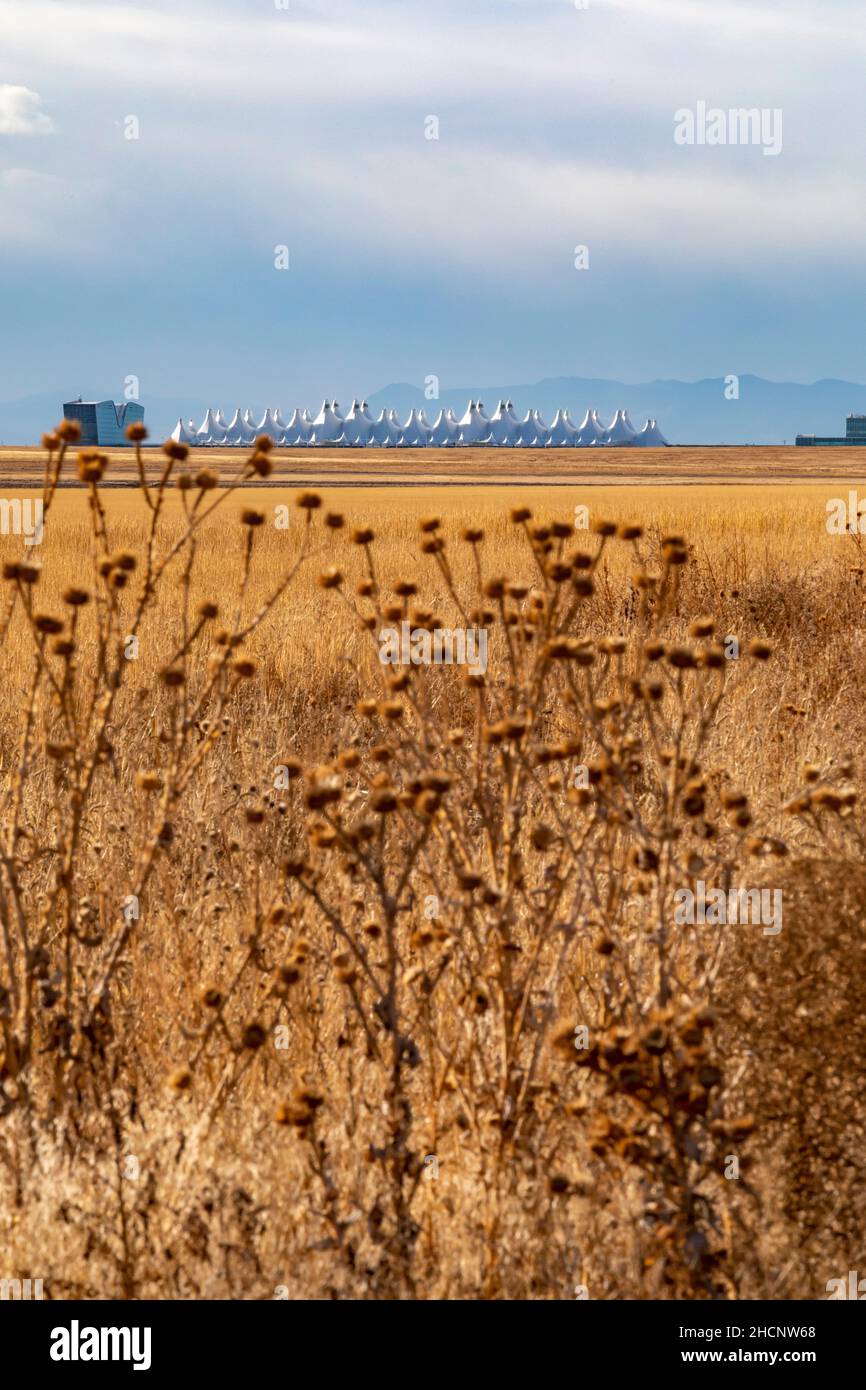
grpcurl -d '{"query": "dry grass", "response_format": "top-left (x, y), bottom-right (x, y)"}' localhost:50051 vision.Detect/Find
top-left (0, 429), bottom-right (863, 1301)
top-left (3, 442), bottom-right (866, 488)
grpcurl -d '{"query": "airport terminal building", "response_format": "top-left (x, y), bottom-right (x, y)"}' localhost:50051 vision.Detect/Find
top-left (796, 414), bottom-right (866, 447)
top-left (62, 399), bottom-right (145, 446)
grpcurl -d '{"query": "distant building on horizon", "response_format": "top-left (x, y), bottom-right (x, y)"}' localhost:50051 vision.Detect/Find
top-left (62, 398), bottom-right (144, 447)
top-left (796, 413), bottom-right (866, 447)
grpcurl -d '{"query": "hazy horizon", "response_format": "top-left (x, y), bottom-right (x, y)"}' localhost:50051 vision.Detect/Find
top-left (2, 0), bottom-right (864, 406)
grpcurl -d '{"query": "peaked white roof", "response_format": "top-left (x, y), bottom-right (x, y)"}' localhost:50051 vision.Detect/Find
top-left (400, 408), bottom-right (432, 446)
top-left (310, 400), bottom-right (343, 442)
top-left (223, 409), bottom-right (257, 445)
top-left (633, 418), bottom-right (670, 446)
top-left (256, 408), bottom-right (284, 442)
top-left (429, 409), bottom-right (459, 445)
top-left (195, 408), bottom-right (225, 446)
top-left (604, 409), bottom-right (638, 445)
top-left (185, 398), bottom-right (670, 448)
top-left (548, 409), bottom-right (579, 446)
top-left (171, 417), bottom-right (197, 446)
top-left (341, 401), bottom-right (375, 445)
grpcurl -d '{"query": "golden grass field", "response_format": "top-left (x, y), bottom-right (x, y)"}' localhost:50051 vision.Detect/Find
top-left (2, 442), bottom-right (866, 487)
top-left (0, 437), bottom-right (864, 1300)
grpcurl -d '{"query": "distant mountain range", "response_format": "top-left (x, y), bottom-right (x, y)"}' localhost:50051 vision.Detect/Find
top-left (2, 376), bottom-right (865, 447)
top-left (365, 377), bottom-right (866, 446)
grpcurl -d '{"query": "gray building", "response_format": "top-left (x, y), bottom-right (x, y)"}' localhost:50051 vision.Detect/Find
top-left (796, 414), bottom-right (866, 447)
top-left (62, 398), bottom-right (145, 446)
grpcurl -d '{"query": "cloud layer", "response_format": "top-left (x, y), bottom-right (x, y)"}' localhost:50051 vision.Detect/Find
top-left (0, 0), bottom-right (863, 401)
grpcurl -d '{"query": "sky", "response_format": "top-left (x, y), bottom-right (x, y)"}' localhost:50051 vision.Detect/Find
top-left (1, 0), bottom-right (865, 407)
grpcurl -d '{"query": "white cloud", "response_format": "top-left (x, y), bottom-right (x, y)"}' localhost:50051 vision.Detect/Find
top-left (0, 85), bottom-right (55, 135)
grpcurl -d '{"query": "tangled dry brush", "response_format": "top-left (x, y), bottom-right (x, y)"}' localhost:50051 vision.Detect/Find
top-left (0, 423), bottom-right (863, 1300)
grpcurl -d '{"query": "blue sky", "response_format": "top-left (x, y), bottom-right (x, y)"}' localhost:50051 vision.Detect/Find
top-left (1, 0), bottom-right (865, 407)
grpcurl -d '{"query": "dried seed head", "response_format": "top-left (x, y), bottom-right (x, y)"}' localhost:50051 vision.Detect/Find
top-left (531, 823), bottom-right (557, 851)
top-left (546, 561), bottom-right (572, 584)
top-left (720, 789), bottom-right (748, 809)
top-left (667, 646), bottom-right (696, 669)
top-left (295, 491), bottom-right (321, 512)
top-left (77, 452), bottom-right (107, 483)
top-left (378, 700), bottom-right (403, 722)
top-left (275, 963), bottom-right (301, 988)
top-left (241, 1022), bottom-right (267, 1050)
top-left (111, 551), bottom-right (137, 572)
top-left (62, 586), bottom-right (90, 606)
top-left (34, 613), bottom-right (64, 635)
top-left (747, 639), bottom-right (772, 660)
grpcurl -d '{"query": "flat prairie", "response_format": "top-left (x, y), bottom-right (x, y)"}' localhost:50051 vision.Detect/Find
top-left (2, 443), bottom-right (866, 487)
